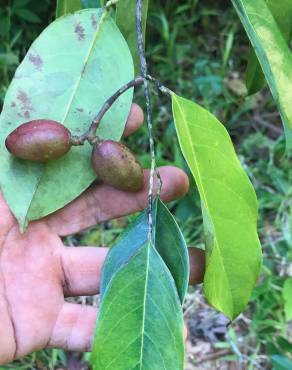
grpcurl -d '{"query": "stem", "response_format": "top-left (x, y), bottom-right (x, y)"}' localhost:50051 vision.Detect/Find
top-left (104, 0), bottom-right (120, 10)
top-left (70, 76), bottom-right (145, 146)
top-left (136, 0), bottom-right (160, 242)
top-left (146, 75), bottom-right (173, 96)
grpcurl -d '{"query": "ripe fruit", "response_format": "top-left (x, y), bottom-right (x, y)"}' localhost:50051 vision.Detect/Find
top-left (91, 140), bottom-right (144, 192)
top-left (5, 119), bottom-right (72, 162)
top-left (188, 247), bottom-right (206, 285)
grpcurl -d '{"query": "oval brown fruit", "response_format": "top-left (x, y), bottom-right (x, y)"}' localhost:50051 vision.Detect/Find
top-left (92, 140), bottom-right (144, 192)
top-left (5, 119), bottom-right (72, 162)
top-left (188, 247), bottom-right (206, 285)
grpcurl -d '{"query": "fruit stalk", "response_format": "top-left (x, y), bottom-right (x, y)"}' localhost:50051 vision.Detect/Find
top-left (70, 76), bottom-right (145, 146)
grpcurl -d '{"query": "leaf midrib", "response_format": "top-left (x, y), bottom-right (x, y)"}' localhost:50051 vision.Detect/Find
top-left (24, 9), bottom-right (109, 227)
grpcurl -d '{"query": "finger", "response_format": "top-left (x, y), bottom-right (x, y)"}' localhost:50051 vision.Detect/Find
top-left (123, 103), bottom-right (144, 137)
top-left (46, 166), bottom-right (189, 236)
top-left (48, 302), bottom-right (97, 352)
top-left (60, 246), bottom-right (204, 299)
top-left (61, 247), bottom-right (108, 297)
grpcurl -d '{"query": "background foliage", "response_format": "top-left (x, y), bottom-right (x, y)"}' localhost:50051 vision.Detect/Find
top-left (0, 0), bottom-right (292, 369)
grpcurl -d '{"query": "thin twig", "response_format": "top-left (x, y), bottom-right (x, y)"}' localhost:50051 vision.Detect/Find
top-left (146, 74), bottom-right (173, 96)
top-left (70, 75), bottom-right (170, 146)
top-left (136, 0), bottom-right (161, 242)
top-left (70, 76), bottom-right (145, 146)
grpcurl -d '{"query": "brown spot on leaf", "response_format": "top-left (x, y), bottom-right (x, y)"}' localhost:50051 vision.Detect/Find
top-left (17, 90), bottom-right (34, 112)
top-left (24, 111), bottom-right (30, 119)
top-left (76, 108), bottom-right (84, 112)
top-left (91, 14), bottom-right (97, 29)
top-left (29, 53), bottom-right (43, 70)
top-left (10, 102), bottom-right (16, 108)
top-left (75, 23), bottom-right (85, 41)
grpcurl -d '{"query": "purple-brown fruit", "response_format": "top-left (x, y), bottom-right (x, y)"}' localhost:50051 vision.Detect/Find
top-left (92, 140), bottom-right (144, 192)
top-left (5, 119), bottom-right (72, 162)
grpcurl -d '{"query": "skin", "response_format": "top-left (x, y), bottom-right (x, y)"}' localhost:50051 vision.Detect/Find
top-left (0, 104), bottom-right (191, 365)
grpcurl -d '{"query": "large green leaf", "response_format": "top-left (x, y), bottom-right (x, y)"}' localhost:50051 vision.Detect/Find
top-left (232, 0), bottom-right (292, 148)
top-left (115, 0), bottom-right (149, 74)
top-left (57, 0), bottom-right (149, 73)
top-left (93, 244), bottom-right (184, 370)
top-left (245, 0), bottom-right (292, 95)
top-left (56, 0), bottom-right (83, 17)
top-left (81, 0), bottom-right (101, 8)
top-left (56, 0), bottom-right (101, 17)
top-left (172, 94), bottom-right (262, 320)
top-left (0, 9), bottom-right (134, 230)
top-left (283, 278), bottom-right (292, 321)
top-left (101, 198), bottom-right (189, 303)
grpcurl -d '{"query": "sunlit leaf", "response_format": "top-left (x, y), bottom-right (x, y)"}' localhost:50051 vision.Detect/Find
top-left (172, 94), bottom-right (262, 320)
top-left (245, 0), bottom-right (292, 95)
top-left (232, 0), bottom-right (292, 148)
top-left (0, 8), bottom-right (134, 230)
top-left (283, 278), bottom-right (292, 321)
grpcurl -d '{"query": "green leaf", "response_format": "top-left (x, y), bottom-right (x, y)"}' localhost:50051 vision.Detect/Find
top-left (0, 9), bottom-right (134, 230)
top-left (100, 211), bottom-right (148, 296)
top-left (232, 0), bottom-right (292, 148)
top-left (56, 0), bottom-right (83, 17)
top-left (101, 198), bottom-right (189, 303)
top-left (81, 0), bottom-right (101, 8)
top-left (283, 278), bottom-right (292, 321)
top-left (56, 0), bottom-right (101, 17)
top-left (93, 243), bottom-right (184, 370)
top-left (12, 0), bottom-right (32, 9)
top-left (172, 94), bottom-right (262, 320)
top-left (245, 0), bottom-right (292, 95)
top-left (0, 53), bottom-right (19, 66)
top-left (271, 355), bottom-right (292, 370)
top-left (155, 198), bottom-right (189, 303)
top-left (14, 8), bottom-right (41, 23)
top-left (115, 0), bottom-right (149, 74)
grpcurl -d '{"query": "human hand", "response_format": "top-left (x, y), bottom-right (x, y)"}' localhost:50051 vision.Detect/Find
top-left (0, 103), bottom-right (190, 365)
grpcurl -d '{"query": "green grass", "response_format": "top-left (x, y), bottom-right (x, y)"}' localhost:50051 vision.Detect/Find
top-left (1, 0), bottom-right (292, 369)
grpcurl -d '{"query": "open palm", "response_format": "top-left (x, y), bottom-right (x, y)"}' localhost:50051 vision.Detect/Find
top-left (0, 104), bottom-right (189, 365)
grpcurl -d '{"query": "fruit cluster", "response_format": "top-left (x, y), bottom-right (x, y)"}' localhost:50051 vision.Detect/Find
top-left (5, 119), bottom-right (144, 192)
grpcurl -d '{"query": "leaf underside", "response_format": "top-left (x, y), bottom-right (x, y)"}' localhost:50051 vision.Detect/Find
top-left (232, 0), bottom-right (292, 148)
top-left (172, 94), bottom-right (262, 320)
top-left (245, 0), bottom-right (292, 95)
top-left (0, 8), bottom-right (134, 230)
top-left (101, 198), bottom-right (189, 304)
